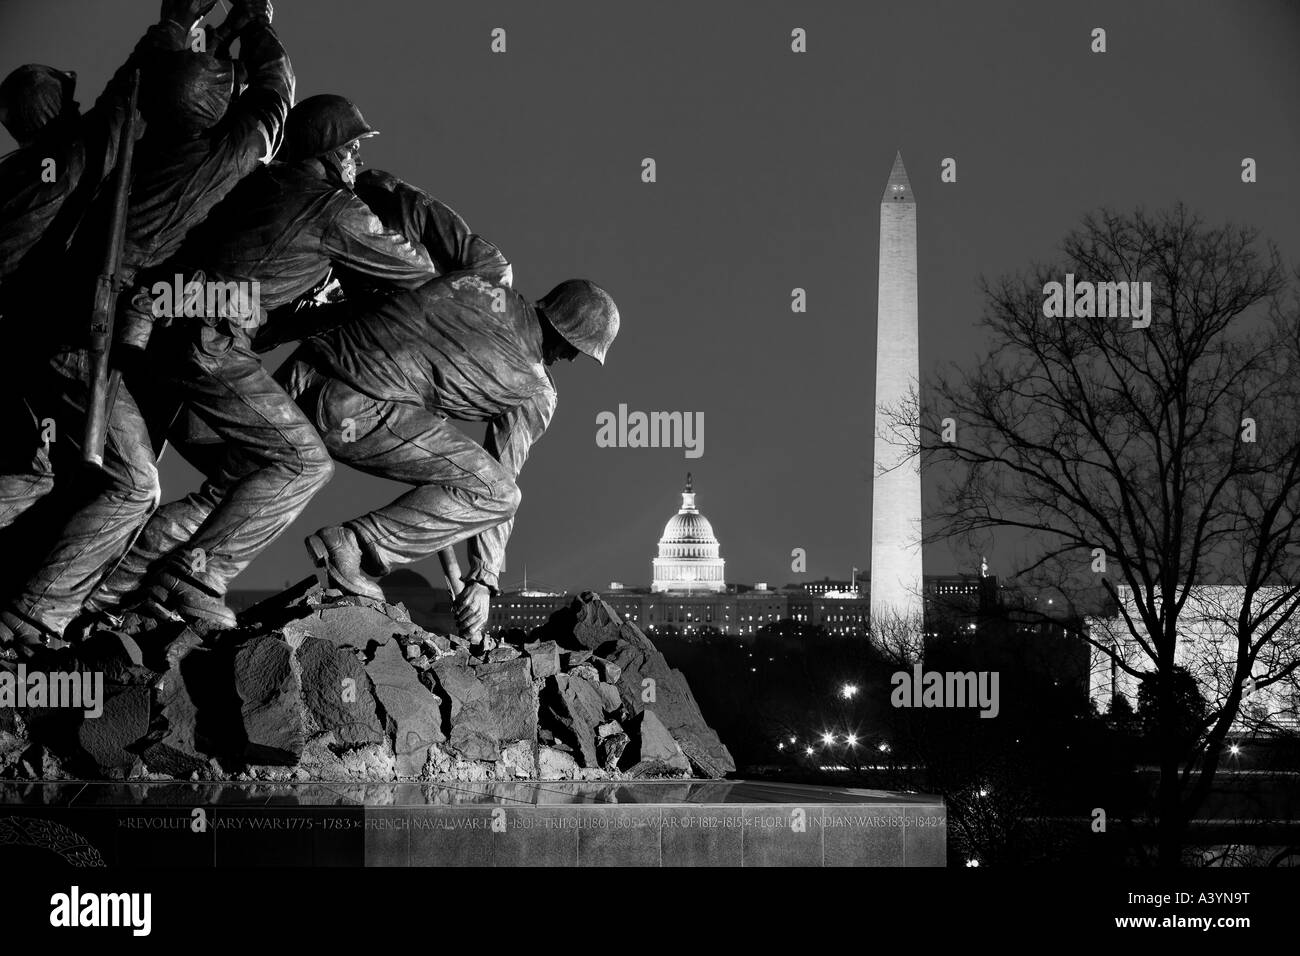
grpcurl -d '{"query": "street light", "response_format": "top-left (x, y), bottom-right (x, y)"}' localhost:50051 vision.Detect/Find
top-left (841, 683), bottom-right (858, 699)
top-left (821, 732), bottom-right (835, 746)
top-left (845, 734), bottom-right (858, 746)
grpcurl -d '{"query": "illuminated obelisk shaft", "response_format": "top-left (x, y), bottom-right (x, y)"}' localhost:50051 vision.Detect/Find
top-left (870, 152), bottom-right (924, 626)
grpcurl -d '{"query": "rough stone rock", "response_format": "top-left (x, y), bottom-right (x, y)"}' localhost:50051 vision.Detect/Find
top-left (562, 649), bottom-right (593, 668)
top-left (633, 709), bottom-right (690, 772)
top-left (420, 633), bottom-right (454, 656)
top-left (141, 660), bottom-right (207, 777)
top-left (448, 697), bottom-right (499, 762)
top-left (299, 732), bottom-right (395, 781)
top-left (592, 656), bottom-right (622, 684)
top-left (0, 700), bottom-right (19, 736)
top-left (424, 742), bottom-right (495, 782)
top-left (485, 645), bottom-right (520, 663)
top-left (569, 591), bottom-right (624, 651)
top-left (602, 636), bottom-right (735, 777)
top-left (595, 681), bottom-right (622, 714)
top-left (430, 658), bottom-right (486, 720)
top-left (540, 592), bottom-right (734, 776)
top-left (296, 636), bottom-right (385, 746)
top-left (6, 588), bottom-right (731, 785)
top-left (544, 674), bottom-right (605, 767)
top-left (0, 729), bottom-right (29, 776)
top-left (498, 739), bottom-right (536, 778)
top-left (280, 601), bottom-right (420, 653)
top-left (77, 685), bottom-right (150, 774)
top-left (571, 663), bottom-right (601, 683)
top-left (163, 629), bottom-right (205, 670)
top-left (598, 732), bottom-right (629, 771)
top-left (77, 631), bottom-right (151, 685)
top-left (678, 736), bottom-right (735, 779)
top-left (523, 640), bottom-right (559, 678)
top-left (538, 745), bottom-right (578, 780)
top-left (365, 638), bottom-right (444, 777)
top-left (233, 636), bottom-right (304, 764)
top-left (476, 658), bottom-right (536, 743)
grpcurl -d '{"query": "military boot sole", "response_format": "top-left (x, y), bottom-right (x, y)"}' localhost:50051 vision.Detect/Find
top-left (0, 611), bottom-right (70, 662)
top-left (304, 532), bottom-right (386, 601)
top-left (145, 577), bottom-right (237, 630)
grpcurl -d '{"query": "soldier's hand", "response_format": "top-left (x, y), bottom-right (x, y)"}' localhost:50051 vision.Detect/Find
top-left (454, 583), bottom-right (491, 635)
top-left (161, 0), bottom-right (220, 30)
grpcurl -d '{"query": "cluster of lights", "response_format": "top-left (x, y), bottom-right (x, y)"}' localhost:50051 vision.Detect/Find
top-left (781, 733), bottom-right (890, 754)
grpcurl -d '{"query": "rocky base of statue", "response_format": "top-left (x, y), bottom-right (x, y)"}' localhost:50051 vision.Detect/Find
top-left (0, 586), bottom-right (734, 783)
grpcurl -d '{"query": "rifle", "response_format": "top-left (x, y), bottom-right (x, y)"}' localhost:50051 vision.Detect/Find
top-left (83, 68), bottom-right (142, 468)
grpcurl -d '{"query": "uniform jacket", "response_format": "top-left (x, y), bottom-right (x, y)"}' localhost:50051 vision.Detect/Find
top-left (171, 160), bottom-right (436, 325)
top-left (352, 168), bottom-right (511, 286)
top-left (0, 18), bottom-right (189, 299)
top-left (304, 272), bottom-right (556, 591)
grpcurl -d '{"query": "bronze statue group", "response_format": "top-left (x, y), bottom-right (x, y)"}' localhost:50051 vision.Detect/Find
top-left (0, 0), bottom-right (619, 660)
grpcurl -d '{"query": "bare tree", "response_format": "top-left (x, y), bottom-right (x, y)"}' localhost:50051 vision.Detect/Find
top-left (868, 606), bottom-right (926, 666)
top-left (887, 204), bottom-right (1300, 866)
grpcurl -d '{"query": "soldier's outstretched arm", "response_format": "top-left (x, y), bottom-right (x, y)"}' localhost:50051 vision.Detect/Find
top-left (355, 169), bottom-right (513, 285)
top-left (82, 1), bottom-right (221, 180)
top-left (464, 383), bottom-right (558, 595)
top-left (218, 1), bottom-right (295, 172)
top-left (320, 198), bottom-right (437, 290)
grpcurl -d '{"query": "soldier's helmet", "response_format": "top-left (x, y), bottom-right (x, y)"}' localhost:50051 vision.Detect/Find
top-left (142, 52), bottom-right (234, 135)
top-left (283, 94), bottom-right (377, 161)
top-left (538, 280), bottom-right (620, 365)
top-left (0, 65), bottom-right (76, 142)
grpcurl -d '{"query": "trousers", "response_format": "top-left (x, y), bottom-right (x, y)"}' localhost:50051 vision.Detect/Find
top-left (0, 349), bottom-right (159, 633)
top-left (96, 323), bottom-right (333, 599)
top-left (282, 360), bottom-right (520, 575)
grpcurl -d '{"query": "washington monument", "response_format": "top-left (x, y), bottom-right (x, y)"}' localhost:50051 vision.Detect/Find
top-left (870, 151), bottom-right (924, 624)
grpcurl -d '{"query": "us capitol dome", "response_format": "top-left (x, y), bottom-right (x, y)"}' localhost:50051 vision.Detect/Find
top-left (651, 473), bottom-right (726, 594)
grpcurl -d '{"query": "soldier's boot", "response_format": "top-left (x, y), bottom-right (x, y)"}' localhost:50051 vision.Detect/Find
top-left (144, 570), bottom-right (237, 631)
top-left (0, 608), bottom-right (70, 662)
top-left (305, 525), bottom-right (385, 601)
top-left (63, 608), bottom-right (124, 645)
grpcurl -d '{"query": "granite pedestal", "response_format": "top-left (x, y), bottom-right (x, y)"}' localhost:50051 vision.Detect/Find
top-left (0, 779), bottom-right (946, 867)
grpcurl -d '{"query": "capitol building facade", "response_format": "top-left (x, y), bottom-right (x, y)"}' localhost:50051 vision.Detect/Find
top-left (484, 474), bottom-right (874, 638)
top-left (651, 474), bottom-right (726, 593)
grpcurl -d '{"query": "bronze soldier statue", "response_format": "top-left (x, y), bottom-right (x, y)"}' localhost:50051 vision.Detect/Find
top-left (284, 272), bottom-right (618, 635)
top-left (0, 0), bottom-right (291, 657)
top-left (82, 94), bottom-right (438, 631)
top-left (89, 164), bottom-right (511, 619)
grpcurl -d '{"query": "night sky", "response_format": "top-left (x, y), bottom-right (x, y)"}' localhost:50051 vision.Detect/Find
top-left (2, 0), bottom-right (1298, 593)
